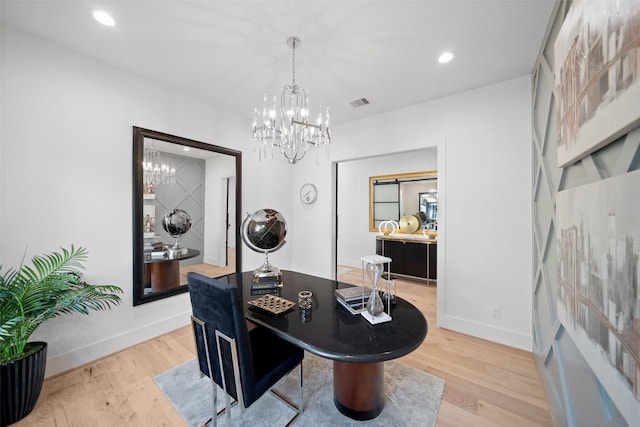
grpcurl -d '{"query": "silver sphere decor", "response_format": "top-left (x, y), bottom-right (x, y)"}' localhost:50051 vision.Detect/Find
top-left (162, 208), bottom-right (192, 253)
top-left (241, 208), bottom-right (287, 282)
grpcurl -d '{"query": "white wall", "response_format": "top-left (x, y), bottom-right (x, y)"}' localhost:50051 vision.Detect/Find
top-left (0, 27), bottom-right (294, 376)
top-left (291, 76), bottom-right (533, 350)
top-left (204, 155), bottom-right (235, 266)
top-left (286, 150), bottom-right (336, 278)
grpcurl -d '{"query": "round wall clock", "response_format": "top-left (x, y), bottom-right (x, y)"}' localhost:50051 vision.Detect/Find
top-left (299, 183), bottom-right (318, 204)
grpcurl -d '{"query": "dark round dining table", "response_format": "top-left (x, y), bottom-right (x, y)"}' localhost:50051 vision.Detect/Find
top-left (217, 269), bottom-right (428, 420)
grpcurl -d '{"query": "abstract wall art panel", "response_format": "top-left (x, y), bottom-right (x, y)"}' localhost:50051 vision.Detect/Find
top-left (555, 0), bottom-right (640, 167)
top-left (556, 169), bottom-right (640, 423)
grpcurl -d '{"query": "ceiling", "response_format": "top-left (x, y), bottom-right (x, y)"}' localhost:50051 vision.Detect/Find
top-left (1, 0), bottom-right (556, 126)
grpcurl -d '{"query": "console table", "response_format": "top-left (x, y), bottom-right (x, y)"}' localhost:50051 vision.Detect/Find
top-left (376, 235), bottom-right (437, 282)
top-left (216, 270), bottom-right (428, 420)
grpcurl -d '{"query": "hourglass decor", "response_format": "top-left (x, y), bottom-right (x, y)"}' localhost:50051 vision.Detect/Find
top-left (360, 255), bottom-right (393, 324)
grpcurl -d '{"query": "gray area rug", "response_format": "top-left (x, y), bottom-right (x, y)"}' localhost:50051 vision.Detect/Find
top-left (154, 352), bottom-right (444, 427)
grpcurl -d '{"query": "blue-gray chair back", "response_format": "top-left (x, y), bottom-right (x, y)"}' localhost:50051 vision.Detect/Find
top-left (187, 272), bottom-right (303, 425)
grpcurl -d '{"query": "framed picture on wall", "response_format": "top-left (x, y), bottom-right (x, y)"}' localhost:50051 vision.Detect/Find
top-left (556, 169), bottom-right (640, 424)
top-left (554, 0), bottom-right (640, 167)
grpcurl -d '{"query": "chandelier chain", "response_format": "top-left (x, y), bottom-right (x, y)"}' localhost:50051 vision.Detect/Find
top-left (291, 38), bottom-right (296, 89)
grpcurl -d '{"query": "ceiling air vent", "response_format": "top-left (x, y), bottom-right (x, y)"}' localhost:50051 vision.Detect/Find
top-left (350, 98), bottom-right (370, 108)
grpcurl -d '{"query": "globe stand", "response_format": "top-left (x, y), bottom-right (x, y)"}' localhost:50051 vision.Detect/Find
top-left (169, 237), bottom-right (188, 256)
top-left (252, 251), bottom-right (282, 286)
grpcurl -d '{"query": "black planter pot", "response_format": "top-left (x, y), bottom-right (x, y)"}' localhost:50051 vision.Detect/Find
top-left (0, 342), bottom-right (47, 427)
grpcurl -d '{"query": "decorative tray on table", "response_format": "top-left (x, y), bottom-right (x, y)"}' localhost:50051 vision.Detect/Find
top-left (247, 294), bottom-right (295, 315)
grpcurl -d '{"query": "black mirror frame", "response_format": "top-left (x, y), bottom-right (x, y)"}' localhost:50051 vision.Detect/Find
top-left (132, 126), bottom-right (242, 306)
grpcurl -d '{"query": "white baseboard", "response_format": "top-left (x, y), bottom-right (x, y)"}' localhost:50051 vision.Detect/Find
top-left (203, 256), bottom-right (221, 267)
top-left (438, 313), bottom-right (532, 351)
top-left (44, 311), bottom-right (192, 378)
top-left (337, 258), bottom-right (362, 269)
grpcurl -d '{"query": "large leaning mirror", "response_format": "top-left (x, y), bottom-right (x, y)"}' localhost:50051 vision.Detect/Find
top-left (132, 127), bottom-right (242, 305)
top-left (369, 170), bottom-right (437, 233)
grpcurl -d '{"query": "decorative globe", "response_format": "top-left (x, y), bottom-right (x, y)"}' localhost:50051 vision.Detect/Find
top-left (241, 209), bottom-right (287, 280)
top-left (241, 208), bottom-right (287, 254)
top-left (162, 209), bottom-right (192, 249)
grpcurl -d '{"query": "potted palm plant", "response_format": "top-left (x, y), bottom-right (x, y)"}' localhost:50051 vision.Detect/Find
top-left (0, 245), bottom-right (122, 426)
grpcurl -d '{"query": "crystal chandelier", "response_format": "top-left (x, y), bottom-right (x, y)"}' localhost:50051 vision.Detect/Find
top-left (142, 144), bottom-right (175, 191)
top-left (252, 36), bottom-right (331, 164)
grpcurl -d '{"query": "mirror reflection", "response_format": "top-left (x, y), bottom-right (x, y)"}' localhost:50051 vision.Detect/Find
top-left (418, 189), bottom-right (438, 231)
top-left (369, 171), bottom-right (437, 233)
top-left (133, 127), bottom-right (242, 306)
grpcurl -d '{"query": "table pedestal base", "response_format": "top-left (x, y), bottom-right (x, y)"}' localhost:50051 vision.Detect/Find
top-left (145, 260), bottom-right (180, 292)
top-left (333, 361), bottom-right (384, 420)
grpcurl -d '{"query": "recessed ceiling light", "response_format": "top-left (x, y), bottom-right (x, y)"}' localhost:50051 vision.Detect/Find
top-left (438, 51), bottom-right (454, 64)
top-left (93, 10), bottom-right (115, 27)
top-left (183, 147), bottom-right (191, 152)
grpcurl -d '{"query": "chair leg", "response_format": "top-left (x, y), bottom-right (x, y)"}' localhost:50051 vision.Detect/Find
top-left (298, 361), bottom-right (303, 414)
top-left (202, 376), bottom-right (217, 427)
top-left (213, 377), bottom-right (218, 427)
top-left (269, 360), bottom-right (304, 426)
top-left (204, 390), bottom-right (238, 427)
top-left (224, 391), bottom-right (231, 426)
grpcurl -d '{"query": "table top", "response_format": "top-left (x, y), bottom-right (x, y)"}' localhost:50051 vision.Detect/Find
top-left (216, 270), bottom-right (428, 363)
top-left (144, 248), bottom-right (200, 264)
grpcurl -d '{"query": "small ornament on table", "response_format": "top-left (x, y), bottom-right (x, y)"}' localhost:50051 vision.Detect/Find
top-left (298, 290), bottom-right (313, 310)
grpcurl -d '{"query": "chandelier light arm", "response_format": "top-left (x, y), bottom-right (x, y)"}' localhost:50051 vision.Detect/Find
top-left (289, 119), bottom-right (330, 139)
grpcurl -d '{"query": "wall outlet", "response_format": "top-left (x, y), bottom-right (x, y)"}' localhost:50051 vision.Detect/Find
top-left (491, 306), bottom-right (501, 319)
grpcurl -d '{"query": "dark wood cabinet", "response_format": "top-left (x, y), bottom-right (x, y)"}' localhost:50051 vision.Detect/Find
top-left (404, 242), bottom-right (427, 278)
top-left (384, 240), bottom-right (405, 276)
top-left (376, 236), bottom-right (436, 282)
top-left (427, 241), bottom-right (437, 279)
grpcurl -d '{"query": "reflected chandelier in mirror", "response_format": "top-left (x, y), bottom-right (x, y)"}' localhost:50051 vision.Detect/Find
top-left (132, 127), bottom-right (242, 306)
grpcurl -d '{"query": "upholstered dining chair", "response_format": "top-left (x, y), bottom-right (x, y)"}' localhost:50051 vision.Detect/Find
top-left (187, 272), bottom-right (304, 427)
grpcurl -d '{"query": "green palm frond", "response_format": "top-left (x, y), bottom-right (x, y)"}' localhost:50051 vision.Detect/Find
top-left (17, 246), bottom-right (87, 287)
top-left (0, 317), bottom-right (22, 339)
top-left (0, 245), bottom-right (122, 363)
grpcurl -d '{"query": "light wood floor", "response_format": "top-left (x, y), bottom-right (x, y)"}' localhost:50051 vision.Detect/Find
top-left (179, 248), bottom-right (237, 284)
top-left (338, 269), bottom-right (553, 427)
top-left (15, 268), bottom-right (552, 426)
